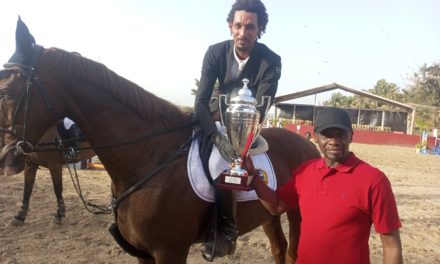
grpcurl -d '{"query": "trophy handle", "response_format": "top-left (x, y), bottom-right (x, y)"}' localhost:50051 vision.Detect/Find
top-left (257, 95), bottom-right (272, 124)
top-left (219, 94), bottom-right (229, 128)
top-left (254, 95), bottom-right (272, 139)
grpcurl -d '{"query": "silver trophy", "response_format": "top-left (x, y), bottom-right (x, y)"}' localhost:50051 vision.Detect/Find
top-left (217, 78), bottom-right (271, 190)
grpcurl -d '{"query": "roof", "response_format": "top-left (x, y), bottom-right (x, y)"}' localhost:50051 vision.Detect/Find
top-left (274, 82), bottom-right (415, 112)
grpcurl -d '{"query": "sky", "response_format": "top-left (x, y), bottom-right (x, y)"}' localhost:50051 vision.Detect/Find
top-left (1, 0), bottom-right (439, 107)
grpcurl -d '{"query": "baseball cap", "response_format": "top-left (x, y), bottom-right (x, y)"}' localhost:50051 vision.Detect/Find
top-left (314, 107), bottom-right (353, 133)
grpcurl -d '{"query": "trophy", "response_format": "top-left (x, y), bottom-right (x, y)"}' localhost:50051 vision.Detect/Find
top-left (217, 78), bottom-right (271, 191)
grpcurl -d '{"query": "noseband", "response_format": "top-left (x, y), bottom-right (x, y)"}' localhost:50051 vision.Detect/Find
top-left (1, 45), bottom-right (60, 154)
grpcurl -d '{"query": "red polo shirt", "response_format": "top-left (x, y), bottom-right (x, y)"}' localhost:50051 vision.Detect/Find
top-left (277, 153), bottom-right (401, 264)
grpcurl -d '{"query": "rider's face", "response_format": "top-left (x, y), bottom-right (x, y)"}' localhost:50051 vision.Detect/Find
top-left (229, 10), bottom-right (261, 58)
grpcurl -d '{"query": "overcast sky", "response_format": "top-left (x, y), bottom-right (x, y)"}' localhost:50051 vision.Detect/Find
top-left (1, 0), bottom-right (439, 106)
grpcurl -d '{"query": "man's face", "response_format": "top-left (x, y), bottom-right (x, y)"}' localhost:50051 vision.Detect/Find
top-left (229, 10), bottom-right (261, 56)
top-left (316, 127), bottom-right (352, 167)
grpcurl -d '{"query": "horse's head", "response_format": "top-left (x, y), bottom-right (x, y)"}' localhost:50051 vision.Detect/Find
top-left (0, 68), bottom-right (30, 175)
top-left (0, 18), bottom-right (61, 175)
top-left (1, 17), bottom-right (195, 176)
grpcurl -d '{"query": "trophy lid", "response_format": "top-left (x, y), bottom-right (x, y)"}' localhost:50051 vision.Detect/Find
top-left (231, 78), bottom-right (256, 105)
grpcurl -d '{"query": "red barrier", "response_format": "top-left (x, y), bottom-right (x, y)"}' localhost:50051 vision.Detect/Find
top-left (285, 124), bottom-right (436, 148)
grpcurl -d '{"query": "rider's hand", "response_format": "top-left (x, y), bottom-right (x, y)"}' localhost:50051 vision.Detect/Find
top-left (211, 131), bottom-right (235, 162)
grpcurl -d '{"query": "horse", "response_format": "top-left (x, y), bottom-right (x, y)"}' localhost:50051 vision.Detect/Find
top-left (2, 124), bottom-right (96, 226)
top-left (0, 19), bottom-right (320, 264)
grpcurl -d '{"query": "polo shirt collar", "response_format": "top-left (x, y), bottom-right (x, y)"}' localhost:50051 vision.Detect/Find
top-left (316, 152), bottom-right (361, 173)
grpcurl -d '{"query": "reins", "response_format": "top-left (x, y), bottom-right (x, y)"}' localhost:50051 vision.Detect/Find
top-left (40, 124), bottom-right (196, 217)
top-left (2, 45), bottom-right (195, 154)
top-left (63, 156), bottom-right (112, 215)
top-left (31, 121), bottom-right (194, 153)
top-left (110, 132), bottom-right (196, 216)
top-left (1, 45), bottom-right (197, 219)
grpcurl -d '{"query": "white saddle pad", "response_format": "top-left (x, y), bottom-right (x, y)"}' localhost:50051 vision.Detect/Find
top-left (187, 137), bottom-right (277, 202)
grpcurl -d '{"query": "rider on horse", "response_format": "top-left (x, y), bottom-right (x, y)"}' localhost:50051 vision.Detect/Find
top-left (57, 117), bottom-right (82, 161)
top-left (194, 0), bottom-right (281, 260)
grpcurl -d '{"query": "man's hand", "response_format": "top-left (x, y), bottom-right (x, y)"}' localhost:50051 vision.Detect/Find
top-left (243, 153), bottom-right (257, 176)
top-left (211, 131), bottom-right (235, 162)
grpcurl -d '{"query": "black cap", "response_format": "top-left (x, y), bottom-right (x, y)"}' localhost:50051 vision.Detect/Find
top-left (314, 107), bottom-right (353, 133)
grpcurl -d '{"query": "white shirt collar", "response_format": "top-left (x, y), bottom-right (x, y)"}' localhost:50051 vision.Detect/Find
top-left (232, 46), bottom-right (250, 78)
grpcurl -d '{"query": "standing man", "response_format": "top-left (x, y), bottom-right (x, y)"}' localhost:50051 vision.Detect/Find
top-left (194, 0), bottom-right (281, 260)
top-left (253, 107), bottom-right (403, 263)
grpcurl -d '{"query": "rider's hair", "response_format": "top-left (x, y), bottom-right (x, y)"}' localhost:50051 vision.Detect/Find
top-left (226, 0), bottom-right (268, 39)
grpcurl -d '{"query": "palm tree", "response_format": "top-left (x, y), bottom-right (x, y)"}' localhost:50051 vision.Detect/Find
top-left (191, 78), bottom-right (220, 97)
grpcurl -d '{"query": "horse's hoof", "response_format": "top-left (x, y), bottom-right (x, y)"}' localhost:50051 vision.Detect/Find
top-left (10, 217), bottom-right (25, 226)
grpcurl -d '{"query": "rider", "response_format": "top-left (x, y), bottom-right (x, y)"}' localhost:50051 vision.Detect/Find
top-left (57, 117), bottom-right (81, 160)
top-left (194, 0), bottom-right (281, 260)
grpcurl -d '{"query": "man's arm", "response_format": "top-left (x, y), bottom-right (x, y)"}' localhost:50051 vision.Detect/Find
top-left (246, 155), bottom-right (290, 215)
top-left (255, 56), bottom-right (281, 121)
top-left (253, 175), bottom-right (289, 215)
top-left (380, 229), bottom-right (403, 264)
top-left (194, 47), bottom-right (219, 137)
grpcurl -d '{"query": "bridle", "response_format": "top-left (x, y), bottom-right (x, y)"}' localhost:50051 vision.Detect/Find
top-left (1, 45), bottom-right (195, 154)
top-left (0, 44), bottom-right (197, 214)
top-left (1, 44), bottom-right (60, 155)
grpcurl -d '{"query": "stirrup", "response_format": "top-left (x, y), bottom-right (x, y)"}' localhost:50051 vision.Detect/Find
top-left (65, 147), bottom-right (77, 162)
top-left (200, 233), bottom-right (237, 261)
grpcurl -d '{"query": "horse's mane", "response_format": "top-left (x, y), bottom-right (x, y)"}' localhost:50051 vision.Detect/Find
top-left (40, 48), bottom-right (189, 125)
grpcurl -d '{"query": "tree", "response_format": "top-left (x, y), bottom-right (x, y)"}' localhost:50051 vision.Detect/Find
top-left (404, 63), bottom-right (440, 107)
top-left (402, 63), bottom-right (440, 131)
top-left (190, 79), bottom-right (200, 96)
top-left (190, 78), bottom-right (220, 96)
top-left (323, 92), bottom-right (355, 107)
top-left (323, 80), bottom-right (403, 110)
top-left (367, 79), bottom-right (403, 109)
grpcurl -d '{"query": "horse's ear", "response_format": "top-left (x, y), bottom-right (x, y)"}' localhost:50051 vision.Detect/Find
top-left (7, 16), bottom-right (36, 65)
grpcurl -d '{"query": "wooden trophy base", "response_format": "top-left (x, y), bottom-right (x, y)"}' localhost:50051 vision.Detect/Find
top-left (216, 171), bottom-right (254, 191)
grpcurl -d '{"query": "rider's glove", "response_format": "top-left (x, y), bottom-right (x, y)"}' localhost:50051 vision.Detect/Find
top-left (211, 131), bottom-right (235, 162)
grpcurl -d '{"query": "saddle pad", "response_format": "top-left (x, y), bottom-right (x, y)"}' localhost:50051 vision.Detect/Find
top-left (249, 135), bottom-right (268, 155)
top-left (187, 137), bottom-right (277, 202)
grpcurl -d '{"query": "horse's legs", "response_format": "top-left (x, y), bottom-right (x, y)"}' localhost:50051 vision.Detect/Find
top-left (11, 161), bottom-right (38, 226)
top-left (49, 163), bottom-right (65, 224)
top-left (137, 248), bottom-right (189, 264)
top-left (137, 258), bottom-right (155, 264)
top-left (285, 209), bottom-right (301, 264)
top-left (262, 215), bottom-right (287, 264)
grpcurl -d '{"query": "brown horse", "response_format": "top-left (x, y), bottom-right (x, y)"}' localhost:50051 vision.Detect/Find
top-left (0, 19), bottom-right (320, 263)
top-left (4, 124), bottom-right (96, 226)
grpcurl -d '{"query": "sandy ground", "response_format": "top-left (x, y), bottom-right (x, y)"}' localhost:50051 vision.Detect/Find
top-left (0, 143), bottom-right (439, 264)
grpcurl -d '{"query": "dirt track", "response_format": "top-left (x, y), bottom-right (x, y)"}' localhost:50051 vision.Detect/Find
top-left (1, 143), bottom-right (439, 263)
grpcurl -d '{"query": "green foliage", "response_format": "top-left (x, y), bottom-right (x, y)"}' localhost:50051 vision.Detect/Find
top-left (404, 63), bottom-right (440, 107)
top-left (190, 79), bottom-right (200, 96)
top-left (415, 141), bottom-right (427, 149)
top-left (321, 63), bottom-right (440, 134)
top-left (404, 62), bottom-right (440, 131)
top-left (366, 79), bottom-right (404, 109)
top-left (412, 105), bottom-right (437, 134)
top-left (322, 79), bottom-right (402, 110)
top-left (323, 92), bottom-right (355, 108)
top-left (191, 78), bottom-right (220, 96)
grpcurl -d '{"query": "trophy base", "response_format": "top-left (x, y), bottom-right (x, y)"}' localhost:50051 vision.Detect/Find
top-left (216, 172), bottom-right (254, 191)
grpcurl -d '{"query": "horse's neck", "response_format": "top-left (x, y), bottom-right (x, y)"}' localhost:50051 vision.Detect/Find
top-left (43, 53), bottom-right (191, 184)
top-left (64, 81), bottom-right (189, 180)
